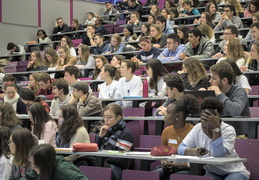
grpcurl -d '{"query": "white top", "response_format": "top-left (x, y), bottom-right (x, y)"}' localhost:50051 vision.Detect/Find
top-left (99, 80), bottom-right (119, 99)
top-left (217, 57), bottom-right (246, 68)
top-left (70, 47), bottom-right (77, 57)
top-left (115, 75), bottom-right (143, 107)
top-left (236, 75), bottom-right (251, 93)
top-left (0, 155), bottom-right (13, 180)
top-left (182, 122), bottom-right (250, 178)
top-left (147, 76), bottom-right (166, 97)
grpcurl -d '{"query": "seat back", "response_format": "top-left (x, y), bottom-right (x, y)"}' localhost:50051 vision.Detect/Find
top-left (126, 120), bottom-right (144, 147)
top-left (250, 86), bottom-right (259, 107)
top-left (122, 170), bottom-right (159, 180)
top-left (249, 107), bottom-right (259, 117)
top-left (4, 66), bottom-right (16, 73)
top-left (79, 166), bottom-right (112, 180)
top-left (103, 24), bottom-right (114, 34)
top-left (170, 174), bottom-right (213, 180)
top-left (8, 61), bottom-right (18, 65)
top-left (16, 65), bottom-right (27, 72)
top-left (113, 20), bottom-right (126, 33)
top-left (72, 39), bottom-right (83, 47)
top-left (235, 139), bottom-right (259, 180)
top-left (19, 60), bottom-right (29, 66)
top-left (89, 133), bottom-right (96, 143)
top-left (139, 135), bottom-right (161, 148)
top-left (123, 108), bottom-right (145, 117)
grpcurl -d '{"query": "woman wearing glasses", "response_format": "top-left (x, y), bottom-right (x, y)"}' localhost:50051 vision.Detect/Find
top-left (97, 103), bottom-right (134, 180)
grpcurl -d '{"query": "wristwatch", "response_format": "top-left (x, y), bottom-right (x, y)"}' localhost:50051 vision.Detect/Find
top-left (213, 127), bottom-right (221, 133)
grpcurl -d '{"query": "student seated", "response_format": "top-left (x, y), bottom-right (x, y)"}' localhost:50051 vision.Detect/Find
top-left (111, 55), bottom-right (124, 68)
top-left (122, 26), bottom-right (136, 43)
top-left (93, 33), bottom-right (109, 55)
top-left (127, 11), bottom-right (142, 31)
top-left (35, 72), bottom-right (54, 100)
top-left (104, 34), bottom-right (125, 54)
top-left (64, 65), bottom-right (81, 94)
top-left (103, 2), bottom-right (119, 22)
top-left (127, 0), bottom-right (143, 16)
top-left (94, 16), bottom-right (108, 34)
top-left (155, 15), bottom-right (174, 35)
top-left (52, 17), bottom-right (70, 40)
top-left (44, 48), bottom-right (60, 70)
top-left (96, 104), bottom-right (134, 180)
top-left (84, 12), bottom-right (96, 25)
top-left (21, 144), bottom-right (88, 180)
top-left (150, 24), bottom-right (167, 49)
top-left (178, 97), bottom-right (250, 180)
top-left (6, 42), bottom-right (26, 61)
top-left (179, 0), bottom-right (200, 24)
top-left (76, 45), bottom-right (95, 77)
top-left (58, 36), bottom-right (77, 57)
top-left (26, 51), bottom-right (46, 71)
top-left (35, 29), bottom-right (52, 46)
top-left (69, 18), bottom-right (85, 39)
top-left (81, 25), bottom-right (96, 46)
top-left (56, 45), bottom-right (77, 70)
top-left (205, 2), bottom-right (221, 23)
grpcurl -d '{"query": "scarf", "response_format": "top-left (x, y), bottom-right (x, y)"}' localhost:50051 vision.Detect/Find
top-left (4, 93), bottom-right (19, 112)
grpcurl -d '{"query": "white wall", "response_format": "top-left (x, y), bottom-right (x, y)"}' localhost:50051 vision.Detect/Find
top-left (0, 0), bottom-right (104, 55)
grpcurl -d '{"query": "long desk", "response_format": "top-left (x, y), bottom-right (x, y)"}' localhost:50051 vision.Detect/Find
top-left (55, 149), bottom-right (246, 174)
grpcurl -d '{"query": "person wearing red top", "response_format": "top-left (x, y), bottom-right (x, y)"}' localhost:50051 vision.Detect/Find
top-left (35, 72), bottom-right (54, 100)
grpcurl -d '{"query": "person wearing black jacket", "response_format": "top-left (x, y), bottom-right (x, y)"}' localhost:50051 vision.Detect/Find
top-left (52, 17), bottom-right (70, 40)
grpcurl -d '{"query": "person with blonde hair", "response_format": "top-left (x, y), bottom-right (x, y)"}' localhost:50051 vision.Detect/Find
top-left (44, 48), bottom-right (60, 70)
top-left (178, 58), bottom-right (208, 90)
top-left (56, 45), bottom-right (77, 69)
top-left (26, 73), bottom-right (40, 94)
top-left (70, 18), bottom-right (85, 39)
top-left (76, 44), bottom-right (95, 76)
top-left (26, 51), bottom-right (46, 71)
top-left (197, 24), bottom-right (215, 43)
top-left (0, 103), bottom-right (21, 132)
top-left (104, 33), bottom-right (124, 54)
top-left (150, 24), bottom-right (167, 48)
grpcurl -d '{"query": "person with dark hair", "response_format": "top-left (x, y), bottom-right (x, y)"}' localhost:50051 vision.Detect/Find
top-left (158, 33), bottom-right (186, 62)
top-left (44, 48), bottom-right (60, 70)
top-left (132, 36), bottom-right (161, 62)
top-left (49, 78), bottom-right (71, 116)
top-left (97, 103), bottom-right (134, 180)
top-left (0, 103), bottom-right (22, 132)
top-left (155, 15), bottom-right (174, 35)
top-left (21, 144), bottom-right (88, 180)
top-left (127, 0), bottom-right (143, 15)
top-left (164, 0), bottom-right (177, 9)
top-left (93, 33), bottom-right (109, 55)
top-left (244, 0), bottom-right (259, 18)
top-left (178, 97), bottom-right (250, 180)
top-left (177, 25), bottom-right (188, 44)
top-left (114, 60), bottom-right (142, 107)
top-left (81, 25), bottom-right (96, 46)
top-left (111, 55), bottom-right (124, 68)
top-left (70, 18), bottom-right (85, 39)
top-left (93, 55), bottom-right (109, 80)
top-left (154, 94), bottom-right (200, 179)
top-left (3, 74), bottom-right (22, 93)
top-left (94, 16), bottom-right (108, 34)
top-left (9, 128), bottom-right (38, 179)
top-left (179, 0), bottom-right (200, 24)
top-left (214, 5), bottom-right (243, 31)
top-left (205, 2), bottom-right (221, 22)
top-left (194, 12), bottom-right (215, 29)
top-left (104, 2), bottom-right (119, 21)
top-left (148, 14), bottom-right (156, 24)
top-left (154, 74), bottom-right (184, 116)
top-left (178, 58), bottom-right (208, 90)
top-left (127, 11), bottom-right (142, 31)
top-left (26, 51), bottom-right (46, 72)
top-left (161, 8), bottom-right (175, 28)
top-left (208, 61), bottom-right (250, 138)
top-left (179, 28), bottom-right (214, 60)
top-left (136, 22), bottom-right (151, 41)
top-left (0, 126), bottom-right (12, 180)
top-left (249, 22), bottom-right (259, 50)
top-left (52, 17), bottom-right (70, 40)
top-left (35, 72), bottom-right (54, 100)
top-left (28, 103), bottom-right (57, 147)
top-left (19, 88), bottom-right (50, 113)
top-left (36, 29), bottom-right (51, 44)
top-left (56, 104), bottom-right (90, 147)
top-left (122, 26), bottom-right (135, 42)
top-left (58, 36), bottom-right (76, 57)
top-left (104, 33), bottom-right (125, 54)
top-left (84, 12), bottom-right (96, 25)
top-left (6, 42), bottom-right (26, 61)
top-left (64, 65), bottom-right (81, 94)
top-left (150, 5), bottom-right (160, 17)
top-left (99, 64), bottom-right (120, 99)
top-left (146, 59), bottom-right (168, 97)
top-left (144, 0), bottom-right (157, 6)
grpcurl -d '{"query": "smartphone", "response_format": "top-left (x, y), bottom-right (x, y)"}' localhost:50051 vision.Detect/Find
top-left (197, 147), bottom-right (208, 153)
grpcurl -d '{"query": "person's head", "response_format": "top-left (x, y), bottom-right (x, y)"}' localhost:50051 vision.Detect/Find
top-left (37, 72), bottom-right (51, 90)
top-left (197, 24), bottom-right (214, 40)
top-left (199, 12), bottom-right (213, 26)
top-left (127, 0), bottom-right (136, 7)
top-left (224, 59), bottom-right (243, 84)
top-left (120, 60), bottom-right (140, 77)
top-left (37, 29), bottom-right (47, 39)
top-left (250, 22), bottom-right (259, 41)
top-left (177, 25), bottom-right (188, 44)
top-left (252, 12), bottom-right (259, 23)
top-left (71, 18), bottom-right (79, 29)
top-left (111, 55), bottom-right (124, 67)
top-left (105, 2), bottom-right (113, 10)
top-left (164, 0), bottom-right (176, 9)
top-left (205, 2), bottom-right (218, 16)
top-left (30, 51), bottom-right (43, 65)
top-left (58, 45), bottom-right (70, 61)
top-left (200, 97), bottom-right (224, 138)
top-left (164, 74), bottom-right (184, 99)
top-left (182, 0), bottom-right (192, 11)
top-left (0, 126), bottom-right (11, 159)
top-left (71, 81), bottom-right (89, 99)
top-left (182, 58), bottom-right (207, 85)
top-left (170, 7), bottom-right (179, 18)
top-left (86, 12), bottom-right (94, 20)
top-left (110, 33), bottom-right (122, 48)
top-left (161, 8), bottom-right (173, 20)
top-left (44, 48), bottom-right (59, 68)
top-left (0, 102), bottom-right (20, 128)
top-left (86, 25), bottom-right (96, 34)
top-left (29, 73), bottom-right (39, 89)
top-left (188, 28), bottom-right (202, 45)
top-left (141, 22), bottom-right (151, 36)
top-left (28, 102), bottom-right (52, 140)
top-left (95, 16), bottom-right (104, 26)
top-left (7, 42), bottom-right (16, 52)
top-left (130, 11), bottom-right (140, 22)
top-left (93, 55), bottom-right (109, 80)
top-left (9, 128), bottom-right (37, 167)
top-left (100, 64), bottom-right (119, 80)
top-left (52, 78), bottom-right (69, 98)
top-left (29, 144), bottom-right (56, 179)
top-left (139, 36), bottom-right (152, 52)
top-left (4, 82), bottom-right (17, 100)
top-left (58, 104), bottom-right (83, 143)
top-left (155, 15), bottom-right (167, 31)
top-left (94, 33), bottom-right (105, 46)
top-left (148, 14), bottom-right (156, 24)
top-left (209, 61), bottom-right (234, 89)
top-left (248, 0), bottom-right (259, 13)
top-left (60, 36), bottom-right (74, 48)
top-left (224, 5), bottom-right (236, 17)
top-left (56, 17), bottom-right (64, 28)
top-left (150, 24), bottom-right (161, 38)
top-left (78, 44), bottom-right (90, 63)
top-left (250, 41), bottom-right (259, 60)
top-left (166, 33), bottom-right (180, 51)
top-left (19, 88), bottom-right (37, 105)
top-left (223, 25), bottom-right (237, 41)
top-left (150, 5), bottom-right (160, 15)
top-left (102, 103), bottom-right (123, 128)
top-left (165, 94), bottom-right (200, 126)
top-left (3, 74), bottom-right (16, 84)
top-left (226, 39), bottom-right (245, 61)
top-left (123, 26), bottom-right (134, 37)
top-left (64, 65), bottom-right (79, 84)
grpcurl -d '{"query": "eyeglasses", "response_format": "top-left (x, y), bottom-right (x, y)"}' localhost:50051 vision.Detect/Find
top-left (57, 21), bottom-right (63, 24)
top-left (224, 10), bottom-right (230, 12)
top-left (103, 116), bottom-right (115, 120)
top-left (223, 33), bottom-right (232, 35)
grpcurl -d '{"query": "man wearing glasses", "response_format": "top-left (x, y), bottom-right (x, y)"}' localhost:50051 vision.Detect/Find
top-left (52, 17), bottom-right (70, 40)
top-left (214, 5), bottom-right (243, 31)
top-left (103, 2), bottom-right (119, 21)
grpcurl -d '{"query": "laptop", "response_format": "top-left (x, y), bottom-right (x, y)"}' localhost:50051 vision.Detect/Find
top-left (184, 90), bottom-right (216, 102)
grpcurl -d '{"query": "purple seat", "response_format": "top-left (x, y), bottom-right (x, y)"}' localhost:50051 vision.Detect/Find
top-left (72, 39), bottom-right (83, 47)
top-left (8, 61), bottom-right (18, 65)
top-left (19, 60), bottom-right (29, 66)
top-left (170, 174), bottom-right (213, 180)
top-left (103, 24), bottom-right (114, 34)
top-left (113, 20), bottom-right (126, 33)
top-left (235, 139), bottom-right (259, 180)
top-left (126, 120), bottom-right (144, 148)
top-left (123, 108), bottom-right (145, 117)
top-left (93, 91), bottom-right (99, 97)
top-left (122, 170), bottom-right (159, 180)
top-left (16, 65), bottom-right (27, 72)
top-left (89, 133), bottom-right (96, 143)
top-left (250, 86), bottom-right (259, 107)
top-left (4, 66), bottom-right (16, 73)
top-left (79, 166), bottom-right (112, 180)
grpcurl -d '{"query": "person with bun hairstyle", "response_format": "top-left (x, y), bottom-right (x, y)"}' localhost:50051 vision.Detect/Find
top-left (154, 94), bottom-right (200, 179)
top-left (99, 64), bottom-right (120, 99)
top-left (114, 60), bottom-right (143, 107)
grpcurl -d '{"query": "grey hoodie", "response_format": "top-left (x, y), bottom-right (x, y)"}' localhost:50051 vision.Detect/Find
top-left (49, 94), bottom-right (72, 116)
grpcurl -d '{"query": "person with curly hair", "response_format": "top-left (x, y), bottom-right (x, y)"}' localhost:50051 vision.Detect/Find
top-left (56, 104), bottom-right (90, 148)
top-left (154, 94), bottom-right (200, 179)
top-left (58, 36), bottom-right (76, 57)
top-left (197, 24), bottom-right (215, 43)
top-left (178, 58), bottom-right (208, 90)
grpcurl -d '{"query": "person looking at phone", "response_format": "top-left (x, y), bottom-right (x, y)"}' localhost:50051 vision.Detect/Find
top-left (178, 97), bottom-right (250, 179)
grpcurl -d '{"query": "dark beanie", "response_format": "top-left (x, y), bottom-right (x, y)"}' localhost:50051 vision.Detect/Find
top-left (19, 88), bottom-right (35, 101)
top-left (125, 26), bottom-right (134, 36)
